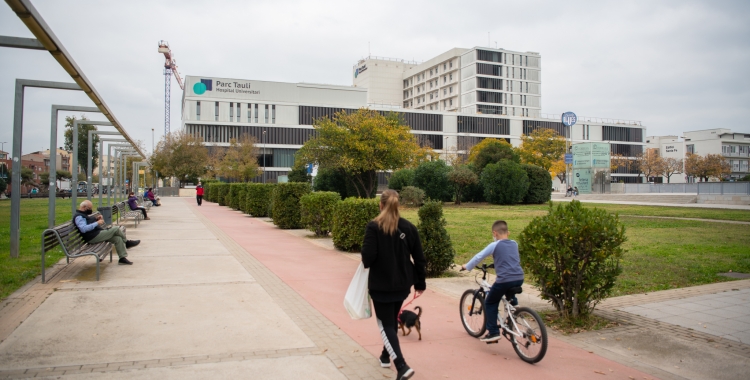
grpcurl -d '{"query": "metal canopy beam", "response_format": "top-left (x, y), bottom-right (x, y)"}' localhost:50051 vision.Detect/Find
top-left (87, 130), bottom-right (121, 200)
top-left (0, 35), bottom-right (45, 50)
top-left (71, 119), bottom-right (114, 215)
top-left (4, 0), bottom-right (146, 158)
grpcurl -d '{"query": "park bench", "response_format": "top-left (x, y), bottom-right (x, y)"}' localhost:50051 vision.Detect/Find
top-left (137, 195), bottom-right (152, 210)
top-left (114, 200), bottom-right (142, 227)
top-left (41, 213), bottom-right (126, 283)
top-left (22, 192), bottom-right (70, 199)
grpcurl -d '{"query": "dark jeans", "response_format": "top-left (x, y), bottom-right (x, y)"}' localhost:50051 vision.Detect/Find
top-left (197, 195), bottom-right (203, 205)
top-left (485, 279), bottom-right (524, 335)
top-left (372, 299), bottom-right (406, 369)
top-left (135, 206), bottom-right (147, 218)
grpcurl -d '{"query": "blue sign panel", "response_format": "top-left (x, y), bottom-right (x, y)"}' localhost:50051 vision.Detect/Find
top-left (561, 112), bottom-right (577, 127)
top-left (564, 153), bottom-right (573, 164)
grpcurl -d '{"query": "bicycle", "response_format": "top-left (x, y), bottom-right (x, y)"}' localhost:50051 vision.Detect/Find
top-left (459, 263), bottom-right (548, 363)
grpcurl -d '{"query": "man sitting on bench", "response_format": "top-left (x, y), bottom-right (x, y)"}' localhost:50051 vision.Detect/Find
top-left (128, 191), bottom-right (150, 220)
top-left (74, 200), bottom-right (140, 265)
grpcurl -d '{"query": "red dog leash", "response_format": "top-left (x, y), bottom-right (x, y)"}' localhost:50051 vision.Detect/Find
top-left (397, 292), bottom-right (421, 323)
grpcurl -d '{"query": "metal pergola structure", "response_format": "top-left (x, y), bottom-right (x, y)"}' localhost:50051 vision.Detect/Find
top-left (3, 0), bottom-right (146, 258)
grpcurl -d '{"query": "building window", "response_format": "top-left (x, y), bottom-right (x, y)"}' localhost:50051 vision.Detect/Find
top-left (449, 87), bottom-right (453, 93)
top-left (247, 104), bottom-right (252, 121)
top-left (254, 104), bottom-right (259, 123)
top-left (449, 99), bottom-right (453, 106)
top-left (272, 105), bottom-right (276, 124)
top-left (449, 74), bottom-right (453, 80)
top-left (686, 144), bottom-right (695, 154)
top-left (229, 103), bottom-right (234, 121)
top-left (265, 105), bottom-right (269, 123)
top-left (443, 63), bottom-right (447, 70)
top-left (215, 102), bottom-right (219, 121)
top-left (450, 61), bottom-right (453, 68)
top-left (196, 101), bottom-right (201, 120)
top-left (430, 69), bottom-right (433, 76)
top-left (477, 63), bottom-right (502, 76)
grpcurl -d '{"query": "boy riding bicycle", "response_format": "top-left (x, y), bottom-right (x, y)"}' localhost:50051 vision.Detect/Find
top-left (461, 220), bottom-right (524, 342)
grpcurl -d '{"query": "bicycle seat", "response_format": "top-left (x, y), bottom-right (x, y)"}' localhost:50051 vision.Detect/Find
top-left (505, 287), bottom-right (523, 297)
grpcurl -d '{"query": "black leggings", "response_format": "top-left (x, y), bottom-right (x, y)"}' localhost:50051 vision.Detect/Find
top-left (372, 299), bottom-right (406, 369)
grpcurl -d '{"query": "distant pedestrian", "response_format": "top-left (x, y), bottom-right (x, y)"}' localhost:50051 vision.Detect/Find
top-left (196, 182), bottom-right (204, 206)
top-left (361, 189), bottom-right (426, 380)
top-left (574, 186), bottom-right (579, 196)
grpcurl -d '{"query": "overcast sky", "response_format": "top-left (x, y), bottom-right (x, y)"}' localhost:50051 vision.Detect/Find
top-left (1, 0), bottom-right (748, 156)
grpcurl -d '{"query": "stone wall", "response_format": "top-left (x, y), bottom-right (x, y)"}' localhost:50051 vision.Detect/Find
top-left (697, 194), bottom-right (750, 205)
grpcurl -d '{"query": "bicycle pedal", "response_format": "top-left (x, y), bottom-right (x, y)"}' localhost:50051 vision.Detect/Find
top-left (485, 341), bottom-right (499, 344)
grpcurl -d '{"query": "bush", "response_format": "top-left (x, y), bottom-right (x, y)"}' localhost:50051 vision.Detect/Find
top-left (399, 186), bottom-right (425, 207)
top-left (481, 161), bottom-right (529, 205)
top-left (300, 192), bottom-right (341, 236)
top-left (271, 183), bottom-right (311, 229)
top-left (518, 201), bottom-right (626, 321)
top-left (288, 161), bottom-right (312, 183)
top-left (417, 200), bottom-right (455, 277)
top-left (228, 183), bottom-right (244, 210)
top-left (205, 183), bottom-right (216, 202)
top-left (413, 160), bottom-right (453, 202)
top-left (522, 164), bottom-right (552, 204)
top-left (237, 184), bottom-right (249, 212)
top-left (217, 183), bottom-right (230, 206)
top-left (313, 167), bottom-right (349, 199)
top-left (332, 197), bottom-right (379, 251)
top-left (447, 165), bottom-right (478, 205)
top-left (246, 183), bottom-right (276, 217)
top-left (388, 169), bottom-right (414, 191)
top-left (470, 139), bottom-right (520, 174)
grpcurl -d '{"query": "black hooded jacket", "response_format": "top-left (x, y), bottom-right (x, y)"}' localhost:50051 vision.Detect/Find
top-left (361, 218), bottom-right (427, 293)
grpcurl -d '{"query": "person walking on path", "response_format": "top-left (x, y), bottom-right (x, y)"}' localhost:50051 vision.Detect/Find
top-left (73, 200), bottom-right (139, 265)
top-left (196, 182), bottom-right (204, 206)
top-left (127, 192), bottom-right (150, 220)
top-left (361, 189), bottom-right (426, 380)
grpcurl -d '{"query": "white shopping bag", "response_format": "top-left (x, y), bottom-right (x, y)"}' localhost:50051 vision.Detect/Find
top-left (343, 263), bottom-right (372, 319)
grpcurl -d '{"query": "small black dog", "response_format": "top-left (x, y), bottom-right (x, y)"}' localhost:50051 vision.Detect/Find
top-left (398, 306), bottom-right (422, 340)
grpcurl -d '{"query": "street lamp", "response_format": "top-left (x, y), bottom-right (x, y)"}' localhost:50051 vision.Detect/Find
top-left (262, 130), bottom-right (267, 184)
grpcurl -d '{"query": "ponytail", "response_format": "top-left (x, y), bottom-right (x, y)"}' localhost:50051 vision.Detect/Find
top-left (374, 189), bottom-right (400, 235)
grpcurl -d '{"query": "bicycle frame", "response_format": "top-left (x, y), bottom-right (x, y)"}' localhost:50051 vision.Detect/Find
top-left (469, 269), bottom-right (524, 340)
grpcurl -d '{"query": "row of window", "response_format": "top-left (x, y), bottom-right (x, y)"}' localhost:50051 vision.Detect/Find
top-left (403, 60), bottom-right (456, 88)
top-left (196, 101), bottom-right (276, 124)
top-left (477, 50), bottom-right (532, 67)
top-left (602, 126), bottom-right (643, 143)
top-left (722, 145), bottom-right (750, 156)
top-left (476, 63), bottom-right (532, 81)
top-left (186, 124), bottom-right (315, 145)
top-left (457, 116), bottom-right (510, 135)
top-left (522, 120), bottom-right (567, 136)
top-left (610, 144), bottom-right (643, 157)
top-left (298, 106), bottom-right (444, 132)
top-left (477, 91), bottom-right (531, 107)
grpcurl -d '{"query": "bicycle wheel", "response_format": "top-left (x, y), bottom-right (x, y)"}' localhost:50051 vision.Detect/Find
top-left (510, 307), bottom-right (548, 364)
top-left (460, 289), bottom-right (486, 337)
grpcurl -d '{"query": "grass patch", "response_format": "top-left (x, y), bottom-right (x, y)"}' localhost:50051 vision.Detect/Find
top-left (0, 199), bottom-right (76, 300)
top-left (401, 202), bottom-right (750, 296)
top-left (539, 310), bottom-right (620, 335)
top-left (561, 203), bottom-right (750, 222)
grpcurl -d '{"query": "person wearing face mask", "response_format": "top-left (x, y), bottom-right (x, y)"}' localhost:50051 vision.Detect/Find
top-left (460, 220), bottom-right (524, 343)
top-left (73, 200), bottom-right (139, 265)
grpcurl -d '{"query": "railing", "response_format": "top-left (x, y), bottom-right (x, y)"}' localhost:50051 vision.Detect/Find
top-left (358, 55), bottom-right (422, 65)
top-left (155, 187), bottom-right (179, 197)
top-left (614, 182), bottom-right (750, 194)
top-left (538, 113), bottom-right (642, 126)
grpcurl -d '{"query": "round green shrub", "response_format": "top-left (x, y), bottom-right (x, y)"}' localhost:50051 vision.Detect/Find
top-left (332, 197), bottom-right (379, 251)
top-left (522, 164), bottom-right (552, 204)
top-left (413, 160), bottom-right (453, 202)
top-left (271, 183), bottom-right (311, 229)
top-left (399, 186), bottom-right (425, 207)
top-left (300, 192), bottom-right (341, 236)
top-left (518, 201), bottom-right (626, 321)
top-left (417, 200), bottom-right (455, 277)
top-left (388, 168), bottom-right (414, 191)
top-left (472, 139), bottom-right (520, 174)
top-left (480, 161), bottom-right (529, 205)
top-left (246, 183), bottom-right (276, 217)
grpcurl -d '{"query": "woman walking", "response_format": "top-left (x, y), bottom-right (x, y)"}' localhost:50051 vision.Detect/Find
top-left (361, 189), bottom-right (426, 380)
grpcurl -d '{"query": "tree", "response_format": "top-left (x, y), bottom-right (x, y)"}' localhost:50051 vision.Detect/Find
top-left (151, 131), bottom-right (209, 184)
top-left (468, 138), bottom-right (520, 174)
top-left (288, 160), bottom-right (312, 183)
top-left (20, 167), bottom-right (35, 189)
top-left (518, 201), bottom-right (626, 322)
top-left (0, 177), bottom-right (6, 194)
top-left (661, 157), bottom-right (683, 183)
top-left (550, 159), bottom-right (567, 185)
top-left (39, 172), bottom-right (50, 191)
top-left (388, 168), bottom-right (414, 191)
top-left (313, 167), bottom-right (348, 199)
top-left (56, 170), bottom-right (72, 189)
top-left (64, 115), bottom-right (99, 176)
top-left (637, 149), bottom-right (664, 181)
top-left (447, 165), bottom-right (478, 205)
top-left (705, 154), bottom-right (731, 181)
top-left (216, 135), bottom-right (261, 182)
top-left (684, 153), bottom-right (729, 182)
top-left (297, 108), bottom-right (429, 198)
top-left (522, 164), bottom-right (552, 204)
top-left (517, 129), bottom-right (566, 172)
top-left (413, 160), bottom-right (453, 202)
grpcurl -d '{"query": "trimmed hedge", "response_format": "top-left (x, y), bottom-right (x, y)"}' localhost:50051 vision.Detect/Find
top-left (228, 183), bottom-right (243, 210)
top-left (332, 197), bottom-right (379, 252)
top-left (271, 183), bottom-right (311, 229)
top-left (300, 192), bottom-right (341, 236)
top-left (245, 183), bottom-right (276, 217)
top-left (418, 200), bottom-right (455, 277)
top-left (236, 184), bottom-right (249, 212)
top-left (217, 183), bottom-right (230, 206)
top-left (205, 183), bottom-right (217, 202)
top-left (522, 164), bottom-right (552, 204)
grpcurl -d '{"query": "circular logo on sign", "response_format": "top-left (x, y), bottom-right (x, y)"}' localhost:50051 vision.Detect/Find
top-left (561, 111), bottom-right (577, 127)
top-left (193, 82), bottom-right (207, 95)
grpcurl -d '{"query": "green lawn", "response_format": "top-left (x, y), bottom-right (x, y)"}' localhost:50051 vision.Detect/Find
top-left (0, 199), bottom-right (74, 300)
top-left (401, 202), bottom-right (750, 296)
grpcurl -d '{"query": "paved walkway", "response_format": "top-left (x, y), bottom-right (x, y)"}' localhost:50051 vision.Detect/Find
top-left (553, 197), bottom-right (750, 210)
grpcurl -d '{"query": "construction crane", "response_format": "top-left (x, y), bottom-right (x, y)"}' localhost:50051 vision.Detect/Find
top-left (157, 40), bottom-right (184, 136)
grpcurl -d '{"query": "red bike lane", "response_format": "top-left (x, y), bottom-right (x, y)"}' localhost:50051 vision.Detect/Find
top-left (192, 199), bottom-right (655, 380)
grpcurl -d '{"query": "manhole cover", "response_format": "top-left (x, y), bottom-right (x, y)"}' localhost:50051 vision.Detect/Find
top-left (718, 272), bottom-right (750, 279)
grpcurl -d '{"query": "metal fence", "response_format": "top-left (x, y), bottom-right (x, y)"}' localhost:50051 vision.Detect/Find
top-left (615, 182), bottom-right (750, 194)
top-left (155, 187), bottom-right (180, 197)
